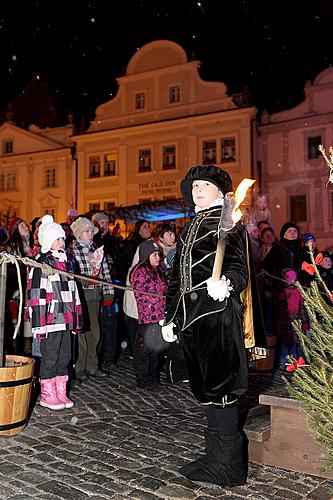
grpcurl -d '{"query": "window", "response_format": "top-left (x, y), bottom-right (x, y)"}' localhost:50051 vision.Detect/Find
top-left (2, 139), bottom-right (13, 154)
top-left (138, 148), bottom-right (151, 173)
top-left (202, 140), bottom-right (216, 164)
top-left (169, 85), bottom-right (180, 104)
top-left (89, 202), bottom-right (100, 211)
top-left (44, 167), bottom-right (56, 188)
top-left (221, 137), bottom-right (236, 163)
top-left (0, 172), bottom-right (17, 191)
top-left (104, 153), bottom-right (116, 176)
top-left (308, 136), bottom-right (321, 160)
top-left (135, 92), bottom-right (145, 110)
top-left (89, 156), bottom-right (100, 177)
top-left (162, 145), bottom-right (176, 170)
top-left (290, 195), bottom-right (307, 223)
top-left (43, 207), bottom-right (56, 218)
top-left (104, 201), bottom-right (115, 212)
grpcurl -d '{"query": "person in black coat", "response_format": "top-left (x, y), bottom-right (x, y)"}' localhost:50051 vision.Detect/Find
top-left (261, 221), bottom-right (304, 279)
top-left (161, 165), bottom-right (267, 488)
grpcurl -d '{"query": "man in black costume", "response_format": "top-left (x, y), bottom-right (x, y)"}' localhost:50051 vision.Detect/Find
top-left (161, 165), bottom-right (267, 488)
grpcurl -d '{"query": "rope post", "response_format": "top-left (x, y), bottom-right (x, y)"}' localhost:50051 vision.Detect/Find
top-left (0, 261), bottom-right (7, 368)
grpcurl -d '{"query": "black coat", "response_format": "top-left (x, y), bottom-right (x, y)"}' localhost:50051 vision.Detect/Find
top-left (164, 206), bottom-right (266, 404)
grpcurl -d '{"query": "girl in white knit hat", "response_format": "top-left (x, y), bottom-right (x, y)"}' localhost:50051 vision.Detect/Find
top-left (27, 215), bottom-right (83, 410)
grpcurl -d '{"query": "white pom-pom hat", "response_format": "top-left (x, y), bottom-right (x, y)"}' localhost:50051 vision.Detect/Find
top-left (38, 215), bottom-right (65, 253)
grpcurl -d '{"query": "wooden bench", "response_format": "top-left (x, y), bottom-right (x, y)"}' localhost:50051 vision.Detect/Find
top-left (244, 391), bottom-right (332, 479)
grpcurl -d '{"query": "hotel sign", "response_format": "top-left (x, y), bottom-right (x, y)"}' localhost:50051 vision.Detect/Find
top-left (138, 180), bottom-right (177, 195)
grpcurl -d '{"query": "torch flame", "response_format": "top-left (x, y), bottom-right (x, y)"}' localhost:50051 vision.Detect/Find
top-left (232, 178), bottom-right (256, 223)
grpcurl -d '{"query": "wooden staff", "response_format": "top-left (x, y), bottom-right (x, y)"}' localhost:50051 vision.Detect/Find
top-left (211, 192), bottom-right (235, 282)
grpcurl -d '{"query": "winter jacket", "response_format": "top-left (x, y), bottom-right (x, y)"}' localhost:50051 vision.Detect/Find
top-left (27, 250), bottom-right (83, 338)
top-left (131, 264), bottom-right (167, 324)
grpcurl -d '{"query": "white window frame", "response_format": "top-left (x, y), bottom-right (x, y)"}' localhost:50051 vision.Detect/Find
top-left (221, 136), bottom-right (237, 163)
top-left (169, 84), bottom-right (181, 104)
top-left (202, 139), bottom-right (217, 165)
top-left (103, 153), bottom-right (117, 176)
top-left (162, 144), bottom-right (176, 170)
top-left (135, 91), bottom-right (146, 110)
top-left (44, 167), bottom-right (57, 188)
top-left (138, 147), bottom-right (152, 173)
top-left (2, 139), bottom-right (13, 154)
top-left (89, 155), bottom-right (101, 178)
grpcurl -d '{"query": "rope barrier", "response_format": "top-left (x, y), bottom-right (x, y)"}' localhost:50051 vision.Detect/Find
top-left (0, 251), bottom-right (165, 340)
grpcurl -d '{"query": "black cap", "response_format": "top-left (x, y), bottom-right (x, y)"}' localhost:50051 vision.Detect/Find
top-left (180, 165), bottom-right (233, 204)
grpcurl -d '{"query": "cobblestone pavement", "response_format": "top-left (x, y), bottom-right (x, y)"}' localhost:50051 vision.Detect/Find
top-left (1, 353), bottom-right (332, 500)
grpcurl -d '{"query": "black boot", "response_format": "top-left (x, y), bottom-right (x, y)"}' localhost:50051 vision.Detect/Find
top-left (180, 404), bottom-right (248, 487)
top-left (185, 431), bottom-right (248, 487)
top-left (179, 428), bottom-right (216, 476)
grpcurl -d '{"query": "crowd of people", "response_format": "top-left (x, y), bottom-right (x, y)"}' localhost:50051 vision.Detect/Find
top-left (0, 171), bottom-right (332, 488)
top-left (0, 210), bottom-right (187, 398)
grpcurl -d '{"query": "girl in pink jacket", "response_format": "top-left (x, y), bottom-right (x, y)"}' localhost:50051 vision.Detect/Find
top-left (130, 239), bottom-right (167, 391)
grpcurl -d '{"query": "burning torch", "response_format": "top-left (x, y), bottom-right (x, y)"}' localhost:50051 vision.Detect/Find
top-left (211, 178), bottom-right (256, 282)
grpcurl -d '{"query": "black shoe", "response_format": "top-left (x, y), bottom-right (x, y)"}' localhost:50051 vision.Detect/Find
top-left (75, 371), bottom-right (89, 381)
top-left (101, 363), bottom-right (118, 374)
top-left (145, 383), bottom-right (163, 392)
top-left (86, 369), bottom-right (108, 378)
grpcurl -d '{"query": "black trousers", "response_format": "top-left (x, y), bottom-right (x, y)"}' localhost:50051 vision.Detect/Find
top-left (99, 303), bottom-right (118, 365)
top-left (40, 330), bottom-right (72, 379)
top-left (165, 341), bottom-right (188, 383)
top-left (124, 314), bottom-right (138, 354)
top-left (134, 325), bottom-right (161, 387)
top-left (180, 310), bottom-right (248, 404)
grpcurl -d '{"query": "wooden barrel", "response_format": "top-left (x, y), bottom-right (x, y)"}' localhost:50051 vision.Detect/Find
top-left (249, 334), bottom-right (277, 374)
top-left (0, 355), bottom-right (35, 436)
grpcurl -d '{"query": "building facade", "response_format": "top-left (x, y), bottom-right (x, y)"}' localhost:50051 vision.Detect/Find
top-left (73, 40), bottom-right (257, 215)
top-left (257, 67), bottom-right (333, 248)
top-left (0, 122), bottom-right (75, 225)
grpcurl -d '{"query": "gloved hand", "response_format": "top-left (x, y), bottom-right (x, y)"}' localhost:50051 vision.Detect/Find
top-left (159, 319), bottom-right (177, 342)
top-left (206, 276), bottom-right (233, 302)
top-left (102, 299), bottom-right (113, 307)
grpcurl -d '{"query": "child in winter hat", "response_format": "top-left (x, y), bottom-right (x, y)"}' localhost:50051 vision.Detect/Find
top-left (70, 217), bottom-right (98, 240)
top-left (38, 215), bottom-right (66, 253)
top-left (27, 214), bottom-right (82, 411)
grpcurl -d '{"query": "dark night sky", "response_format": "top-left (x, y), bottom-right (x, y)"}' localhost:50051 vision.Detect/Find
top-left (1, 0), bottom-right (333, 126)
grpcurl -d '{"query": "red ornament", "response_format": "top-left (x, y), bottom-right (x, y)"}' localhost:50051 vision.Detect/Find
top-left (285, 357), bottom-right (308, 372)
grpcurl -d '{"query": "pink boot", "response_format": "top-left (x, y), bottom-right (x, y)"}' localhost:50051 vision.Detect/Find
top-left (40, 378), bottom-right (65, 410)
top-left (56, 375), bottom-right (74, 409)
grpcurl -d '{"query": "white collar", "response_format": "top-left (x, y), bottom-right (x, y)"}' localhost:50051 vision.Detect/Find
top-left (194, 194), bottom-right (224, 213)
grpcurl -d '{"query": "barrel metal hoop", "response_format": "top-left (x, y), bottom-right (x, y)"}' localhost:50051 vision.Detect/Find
top-left (0, 377), bottom-right (33, 388)
top-left (0, 418), bottom-right (27, 431)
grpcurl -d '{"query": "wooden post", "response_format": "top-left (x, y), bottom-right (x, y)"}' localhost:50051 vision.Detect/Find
top-left (0, 261), bottom-right (7, 368)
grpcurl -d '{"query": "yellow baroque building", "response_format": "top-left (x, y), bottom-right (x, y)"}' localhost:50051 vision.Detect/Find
top-left (0, 40), bottom-right (256, 226)
top-left (0, 121), bottom-right (75, 224)
top-left (74, 40), bottom-right (257, 215)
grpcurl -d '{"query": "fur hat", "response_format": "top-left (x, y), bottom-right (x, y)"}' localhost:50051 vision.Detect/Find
top-left (279, 222), bottom-right (298, 240)
top-left (70, 217), bottom-right (98, 240)
top-left (180, 165), bottom-right (233, 204)
top-left (92, 212), bottom-right (109, 225)
top-left (302, 232), bottom-right (316, 244)
top-left (8, 217), bottom-right (24, 237)
top-left (38, 215), bottom-right (65, 253)
top-left (138, 239), bottom-right (161, 265)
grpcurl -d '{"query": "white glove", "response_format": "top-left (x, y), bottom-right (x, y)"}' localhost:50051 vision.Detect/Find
top-left (159, 319), bottom-right (177, 342)
top-left (206, 275), bottom-right (233, 302)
